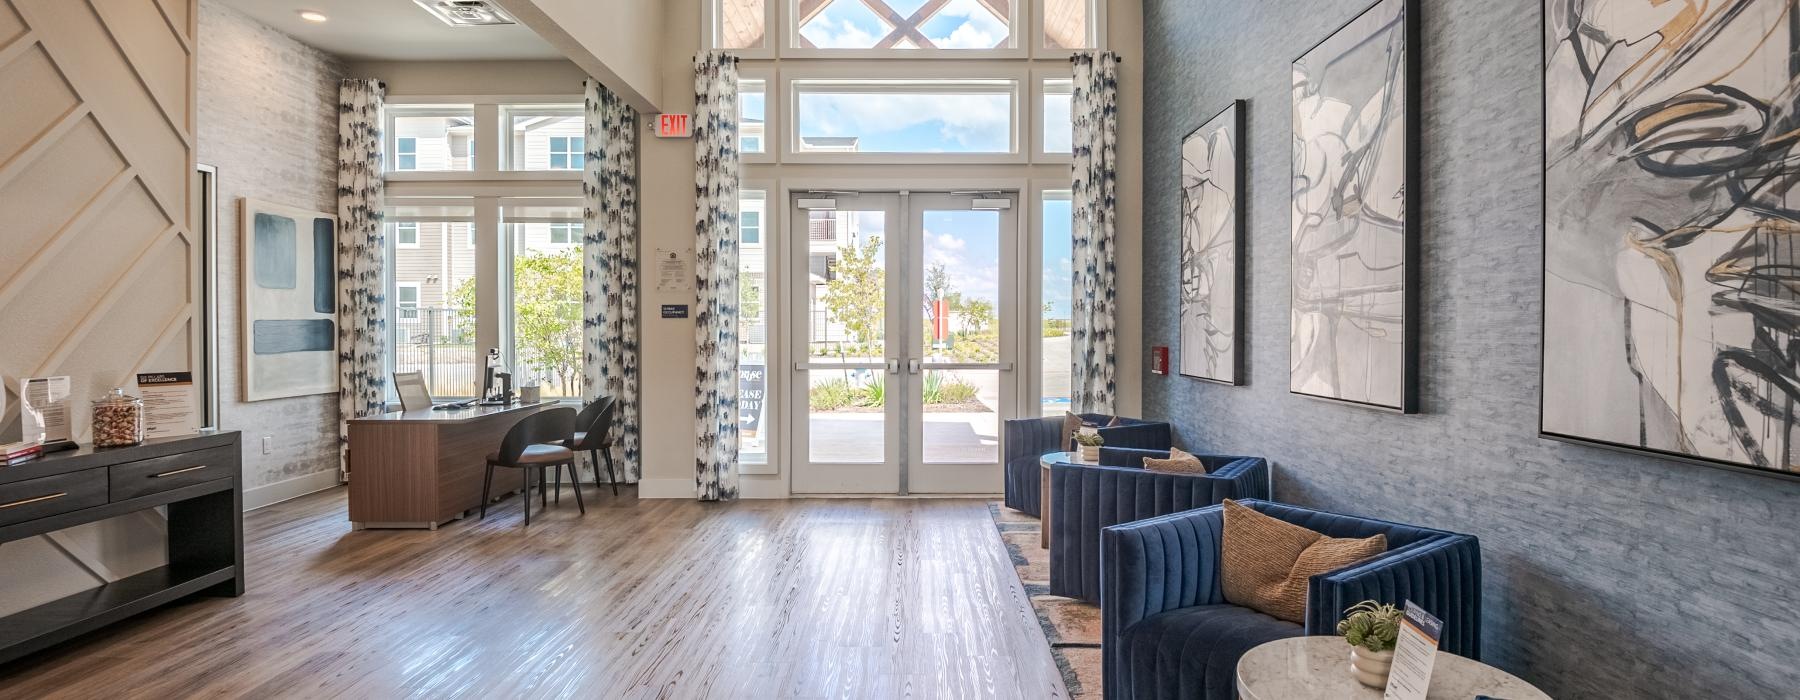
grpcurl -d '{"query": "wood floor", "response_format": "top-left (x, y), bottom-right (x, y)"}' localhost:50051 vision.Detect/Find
top-left (0, 486), bottom-right (1066, 699)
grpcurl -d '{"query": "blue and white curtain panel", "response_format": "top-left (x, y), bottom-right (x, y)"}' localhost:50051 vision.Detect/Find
top-left (582, 78), bottom-right (643, 483)
top-left (693, 52), bottom-right (741, 501)
top-left (1071, 51), bottom-right (1120, 414)
top-left (336, 78), bottom-right (386, 479)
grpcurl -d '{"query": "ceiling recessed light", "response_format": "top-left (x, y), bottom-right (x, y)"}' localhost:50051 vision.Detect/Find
top-left (296, 10), bottom-right (328, 23)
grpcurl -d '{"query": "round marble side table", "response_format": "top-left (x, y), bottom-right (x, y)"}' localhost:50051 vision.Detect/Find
top-left (1236, 636), bottom-right (1549, 700)
top-left (1037, 451), bottom-right (1083, 549)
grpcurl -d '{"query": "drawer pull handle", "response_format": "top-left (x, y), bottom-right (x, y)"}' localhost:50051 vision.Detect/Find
top-left (151, 465), bottom-right (208, 478)
top-left (0, 492), bottom-right (67, 509)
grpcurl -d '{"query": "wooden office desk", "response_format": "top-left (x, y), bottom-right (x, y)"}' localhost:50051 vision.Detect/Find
top-left (347, 402), bottom-right (554, 529)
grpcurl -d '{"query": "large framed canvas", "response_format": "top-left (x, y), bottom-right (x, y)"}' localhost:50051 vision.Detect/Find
top-left (1179, 100), bottom-right (1246, 385)
top-left (1290, 0), bottom-right (1417, 412)
top-left (241, 198), bottom-right (338, 402)
top-left (1543, 0), bottom-right (1800, 479)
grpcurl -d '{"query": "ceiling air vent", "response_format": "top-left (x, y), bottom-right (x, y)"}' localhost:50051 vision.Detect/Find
top-left (413, 0), bottom-right (517, 27)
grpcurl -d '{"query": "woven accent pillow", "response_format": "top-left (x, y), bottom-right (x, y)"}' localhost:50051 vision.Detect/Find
top-left (1144, 447), bottom-right (1208, 474)
top-left (1062, 412), bottom-right (1087, 451)
top-left (1220, 499), bottom-right (1387, 623)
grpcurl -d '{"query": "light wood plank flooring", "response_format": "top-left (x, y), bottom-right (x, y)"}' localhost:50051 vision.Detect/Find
top-left (0, 487), bottom-right (1065, 699)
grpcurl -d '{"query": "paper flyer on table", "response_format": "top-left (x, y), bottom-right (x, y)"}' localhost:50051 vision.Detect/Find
top-left (138, 371), bottom-right (199, 438)
top-left (1384, 600), bottom-right (1443, 700)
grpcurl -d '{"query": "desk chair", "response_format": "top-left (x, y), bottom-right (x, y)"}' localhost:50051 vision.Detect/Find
top-left (564, 396), bottom-right (620, 496)
top-left (483, 407), bottom-right (582, 525)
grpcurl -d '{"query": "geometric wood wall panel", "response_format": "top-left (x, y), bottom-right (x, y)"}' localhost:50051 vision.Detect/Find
top-left (0, 0), bottom-right (194, 616)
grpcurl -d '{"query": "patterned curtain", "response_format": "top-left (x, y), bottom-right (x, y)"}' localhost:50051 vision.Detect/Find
top-left (336, 78), bottom-right (386, 479)
top-left (693, 52), bottom-right (741, 502)
top-left (581, 79), bottom-right (642, 484)
top-left (1070, 52), bottom-right (1120, 414)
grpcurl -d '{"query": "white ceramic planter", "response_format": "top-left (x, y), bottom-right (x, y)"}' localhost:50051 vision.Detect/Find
top-left (1350, 645), bottom-right (1394, 688)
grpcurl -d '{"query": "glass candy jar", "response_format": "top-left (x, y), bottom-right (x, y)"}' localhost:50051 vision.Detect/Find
top-left (92, 387), bottom-right (144, 447)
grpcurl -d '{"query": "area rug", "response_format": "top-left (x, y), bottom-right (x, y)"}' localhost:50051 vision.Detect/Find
top-left (988, 503), bottom-right (1104, 699)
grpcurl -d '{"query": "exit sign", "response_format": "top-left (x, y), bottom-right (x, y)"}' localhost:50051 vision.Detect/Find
top-left (655, 113), bottom-right (691, 138)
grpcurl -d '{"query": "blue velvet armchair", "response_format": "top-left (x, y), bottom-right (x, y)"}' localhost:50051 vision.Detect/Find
top-left (1101, 500), bottom-right (1483, 700)
top-left (1001, 414), bottom-right (1170, 517)
top-left (1048, 447), bottom-right (1268, 603)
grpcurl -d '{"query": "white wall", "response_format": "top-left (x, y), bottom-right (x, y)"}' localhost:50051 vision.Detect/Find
top-left (494, 0), bottom-right (664, 111)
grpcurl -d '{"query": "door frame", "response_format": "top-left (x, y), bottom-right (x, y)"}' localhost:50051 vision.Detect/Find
top-left (778, 178), bottom-right (1032, 496)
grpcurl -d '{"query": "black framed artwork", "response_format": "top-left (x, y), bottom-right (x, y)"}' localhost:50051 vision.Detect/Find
top-left (1542, 0), bottom-right (1800, 480)
top-left (1289, 0), bottom-right (1418, 413)
top-left (1179, 100), bottom-right (1246, 385)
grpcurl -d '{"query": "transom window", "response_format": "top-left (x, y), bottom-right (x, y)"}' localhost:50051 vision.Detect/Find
top-left (506, 105), bottom-right (584, 171)
top-left (387, 105), bottom-right (475, 173)
top-left (791, 78), bottom-right (1018, 156)
top-left (795, 0), bottom-right (1013, 50)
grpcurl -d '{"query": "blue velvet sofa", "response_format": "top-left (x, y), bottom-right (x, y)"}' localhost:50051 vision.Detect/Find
top-left (1049, 447), bottom-right (1268, 603)
top-left (1000, 414), bottom-right (1170, 517)
top-left (1101, 500), bottom-right (1482, 700)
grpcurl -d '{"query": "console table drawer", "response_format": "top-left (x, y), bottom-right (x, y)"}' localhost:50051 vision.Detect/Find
top-left (110, 447), bottom-right (235, 501)
top-left (0, 469), bottom-right (108, 528)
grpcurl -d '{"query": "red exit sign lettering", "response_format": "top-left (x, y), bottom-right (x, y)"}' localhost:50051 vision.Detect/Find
top-left (655, 113), bottom-right (691, 138)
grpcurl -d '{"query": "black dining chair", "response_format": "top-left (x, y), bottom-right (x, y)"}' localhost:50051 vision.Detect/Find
top-left (484, 407), bottom-right (582, 525)
top-left (564, 396), bottom-right (621, 496)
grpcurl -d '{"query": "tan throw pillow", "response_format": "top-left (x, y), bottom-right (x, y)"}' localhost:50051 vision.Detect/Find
top-left (1220, 499), bottom-right (1386, 623)
top-left (1144, 447), bottom-right (1207, 474)
top-left (1107, 415), bottom-right (1125, 427)
top-left (1062, 412), bottom-right (1085, 451)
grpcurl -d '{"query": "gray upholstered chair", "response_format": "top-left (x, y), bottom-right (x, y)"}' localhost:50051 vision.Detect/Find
top-left (484, 407), bottom-right (581, 525)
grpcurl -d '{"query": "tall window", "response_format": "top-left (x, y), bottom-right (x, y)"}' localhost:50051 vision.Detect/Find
top-left (388, 217), bottom-right (478, 398)
top-left (1040, 191), bottom-right (1073, 415)
top-left (508, 221), bottom-right (584, 399)
top-left (739, 190), bottom-right (770, 465)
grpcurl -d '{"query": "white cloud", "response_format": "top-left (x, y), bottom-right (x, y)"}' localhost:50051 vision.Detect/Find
top-left (801, 92), bottom-right (1010, 150)
top-left (931, 232), bottom-right (967, 251)
top-left (925, 0), bottom-right (1009, 49)
top-left (801, 18), bottom-right (878, 48)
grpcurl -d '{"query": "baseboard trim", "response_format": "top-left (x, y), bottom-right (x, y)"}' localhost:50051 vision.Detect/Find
top-left (636, 477), bottom-right (789, 499)
top-left (244, 470), bottom-right (341, 511)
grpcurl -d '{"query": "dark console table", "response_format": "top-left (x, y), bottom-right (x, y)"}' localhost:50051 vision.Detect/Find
top-left (0, 431), bottom-right (242, 665)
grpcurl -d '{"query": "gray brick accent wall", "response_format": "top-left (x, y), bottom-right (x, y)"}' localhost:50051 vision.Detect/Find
top-left (196, 0), bottom-right (345, 491)
top-left (1139, 1), bottom-right (1800, 697)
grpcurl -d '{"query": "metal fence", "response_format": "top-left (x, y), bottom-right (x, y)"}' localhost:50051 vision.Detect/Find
top-left (395, 307), bottom-right (479, 397)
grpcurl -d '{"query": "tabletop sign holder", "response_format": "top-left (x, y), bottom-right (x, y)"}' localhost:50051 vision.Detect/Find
top-left (1384, 601), bottom-right (1443, 700)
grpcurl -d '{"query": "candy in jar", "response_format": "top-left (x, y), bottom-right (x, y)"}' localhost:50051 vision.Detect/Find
top-left (92, 387), bottom-right (144, 447)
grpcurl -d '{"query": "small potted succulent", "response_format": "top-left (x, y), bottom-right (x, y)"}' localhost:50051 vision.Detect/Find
top-left (1073, 431), bottom-right (1103, 461)
top-left (1337, 600), bottom-right (1403, 688)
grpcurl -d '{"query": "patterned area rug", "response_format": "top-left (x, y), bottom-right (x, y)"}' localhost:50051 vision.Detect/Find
top-left (988, 503), bottom-right (1104, 699)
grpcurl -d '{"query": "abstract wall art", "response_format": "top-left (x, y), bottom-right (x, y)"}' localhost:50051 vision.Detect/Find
top-left (241, 198), bottom-right (338, 402)
top-left (1543, 0), bottom-right (1800, 477)
top-left (1179, 100), bottom-right (1245, 384)
top-left (1290, 0), bottom-right (1417, 412)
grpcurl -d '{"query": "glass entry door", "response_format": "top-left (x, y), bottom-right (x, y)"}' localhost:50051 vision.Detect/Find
top-left (789, 192), bottom-right (1018, 495)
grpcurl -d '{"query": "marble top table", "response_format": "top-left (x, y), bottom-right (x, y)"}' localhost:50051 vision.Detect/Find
top-left (1038, 451), bottom-right (1086, 549)
top-left (1237, 636), bottom-right (1549, 700)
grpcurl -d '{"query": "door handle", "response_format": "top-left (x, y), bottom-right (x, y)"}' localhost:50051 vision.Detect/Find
top-left (908, 359), bottom-right (921, 374)
top-left (887, 359), bottom-right (900, 374)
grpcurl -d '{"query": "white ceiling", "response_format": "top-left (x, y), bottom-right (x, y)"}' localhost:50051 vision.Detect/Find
top-left (220, 0), bottom-right (567, 61)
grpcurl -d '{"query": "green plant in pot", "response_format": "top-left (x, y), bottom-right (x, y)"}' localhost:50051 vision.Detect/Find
top-left (1337, 600), bottom-right (1403, 688)
top-left (1072, 431), bottom-right (1103, 461)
